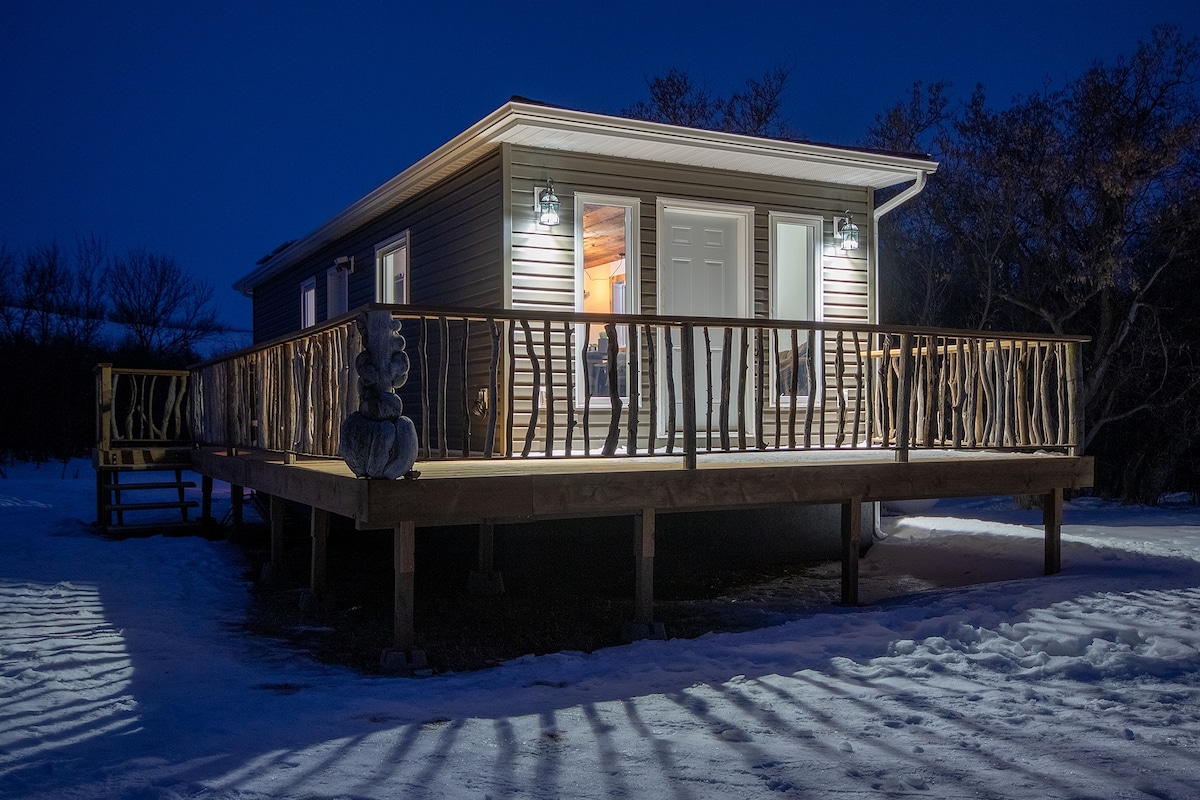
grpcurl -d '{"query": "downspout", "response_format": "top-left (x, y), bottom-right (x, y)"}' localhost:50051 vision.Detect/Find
top-left (870, 171), bottom-right (930, 542)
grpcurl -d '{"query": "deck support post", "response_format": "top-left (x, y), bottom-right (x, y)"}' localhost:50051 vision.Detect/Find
top-left (268, 494), bottom-right (285, 579)
top-left (230, 484), bottom-right (244, 539)
top-left (840, 497), bottom-right (862, 606)
top-left (635, 507), bottom-right (655, 625)
top-left (1044, 487), bottom-right (1063, 575)
top-left (624, 508), bottom-right (665, 641)
top-left (200, 474), bottom-right (213, 524)
top-left (306, 507), bottom-right (329, 609)
top-left (96, 470), bottom-right (110, 529)
top-left (380, 520), bottom-right (426, 673)
top-left (467, 520), bottom-right (505, 595)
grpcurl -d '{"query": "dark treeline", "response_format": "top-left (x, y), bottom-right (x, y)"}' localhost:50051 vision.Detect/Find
top-left (867, 26), bottom-right (1200, 502)
top-left (629, 26), bottom-right (1200, 501)
top-left (0, 237), bottom-right (227, 462)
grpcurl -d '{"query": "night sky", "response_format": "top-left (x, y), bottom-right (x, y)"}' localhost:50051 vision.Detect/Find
top-left (2, 1), bottom-right (1195, 335)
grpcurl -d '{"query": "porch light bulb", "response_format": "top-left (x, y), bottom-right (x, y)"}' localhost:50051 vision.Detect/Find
top-left (538, 180), bottom-right (560, 226)
top-left (838, 213), bottom-right (859, 251)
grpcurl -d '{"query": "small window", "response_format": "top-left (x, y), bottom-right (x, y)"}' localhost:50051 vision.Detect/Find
top-left (376, 232), bottom-right (409, 304)
top-left (300, 278), bottom-right (317, 328)
top-left (326, 265), bottom-right (348, 318)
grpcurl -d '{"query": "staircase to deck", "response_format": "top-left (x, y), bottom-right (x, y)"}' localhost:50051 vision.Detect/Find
top-left (94, 445), bottom-right (199, 533)
top-left (94, 364), bottom-right (202, 535)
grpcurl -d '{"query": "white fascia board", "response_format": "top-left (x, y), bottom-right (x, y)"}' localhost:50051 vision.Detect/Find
top-left (500, 103), bottom-right (937, 181)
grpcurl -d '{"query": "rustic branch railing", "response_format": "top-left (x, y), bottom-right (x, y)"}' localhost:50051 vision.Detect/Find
top-left (95, 363), bottom-right (192, 452)
top-left (188, 305), bottom-right (1087, 470)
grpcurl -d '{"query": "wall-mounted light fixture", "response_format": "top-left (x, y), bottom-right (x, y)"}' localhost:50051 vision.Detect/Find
top-left (333, 255), bottom-right (355, 272)
top-left (835, 212), bottom-right (859, 251)
top-left (536, 179), bottom-right (560, 226)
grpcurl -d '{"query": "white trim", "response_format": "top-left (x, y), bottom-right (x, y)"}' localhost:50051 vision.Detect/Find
top-left (768, 212), bottom-right (824, 408)
top-left (655, 197), bottom-right (754, 437)
top-left (655, 197), bottom-right (753, 320)
top-left (574, 193), bottom-right (641, 407)
top-left (300, 277), bottom-right (317, 329)
top-left (768, 211), bottom-right (823, 322)
top-left (375, 230), bottom-right (410, 304)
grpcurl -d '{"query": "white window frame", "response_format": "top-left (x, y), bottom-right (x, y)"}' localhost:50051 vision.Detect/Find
top-left (769, 212), bottom-right (824, 407)
top-left (574, 194), bottom-right (640, 406)
top-left (375, 231), bottom-right (410, 304)
top-left (326, 265), bottom-right (349, 318)
top-left (300, 277), bottom-right (317, 329)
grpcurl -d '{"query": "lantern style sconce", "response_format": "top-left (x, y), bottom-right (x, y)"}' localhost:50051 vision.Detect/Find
top-left (537, 179), bottom-right (560, 226)
top-left (836, 212), bottom-right (860, 251)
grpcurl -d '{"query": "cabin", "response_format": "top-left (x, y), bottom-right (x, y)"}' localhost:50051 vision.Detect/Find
top-left (94, 99), bottom-right (1093, 668)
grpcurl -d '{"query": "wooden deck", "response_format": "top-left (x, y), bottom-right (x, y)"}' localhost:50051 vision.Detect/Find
top-left (190, 445), bottom-right (1092, 665)
top-left (192, 446), bottom-right (1093, 528)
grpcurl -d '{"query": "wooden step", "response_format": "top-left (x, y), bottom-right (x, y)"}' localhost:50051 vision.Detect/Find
top-left (95, 446), bottom-right (193, 471)
top-left (103, 500), bottom-right (200, 513)
top-left (105, 480), bottom-right (196, 491)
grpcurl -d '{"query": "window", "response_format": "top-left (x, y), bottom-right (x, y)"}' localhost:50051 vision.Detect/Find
top-left (300, 277), bottom-right (317, 329)
top-left (770, 214), bottom-right (821, 403)
top-left (575, 197), bottom-right (639, 401)
top-left (375, 231), bottom-right (409, 304)
top-left (326, 265), bottom-right (348, 318)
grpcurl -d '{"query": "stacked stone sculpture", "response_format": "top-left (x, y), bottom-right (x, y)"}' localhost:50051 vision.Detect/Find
top-left (339, 311), bottom-right (419, 479)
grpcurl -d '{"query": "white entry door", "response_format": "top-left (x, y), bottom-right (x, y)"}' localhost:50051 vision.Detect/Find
top-left (659, 203), bottom-right (751, 434)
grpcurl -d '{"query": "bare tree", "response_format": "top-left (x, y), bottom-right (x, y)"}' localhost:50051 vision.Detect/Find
top-left (867, 26), bottom-right (1200, 497)
top-left (62, 235), bottom-right (108, 347)
top-left (0, 243), bottom-right (17, 341)
top-left (104, 248), bottom-right (226, 360)
top-left (0, 237), bottom-right (107, 347)
top-left (623, 64), bottom-right (797, 138)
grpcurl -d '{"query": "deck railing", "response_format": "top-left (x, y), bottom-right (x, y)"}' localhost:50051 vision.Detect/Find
top-left (95, 363), bottom-right (192, 454)
top-left (188, 305), bottom-right (1087, 468)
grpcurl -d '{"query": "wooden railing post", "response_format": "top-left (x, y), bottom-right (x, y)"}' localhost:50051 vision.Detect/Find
top-left (95, 363), bottom-right (113, 456)
top-left (895, 333), bottom-right (913, 463)
top-left (1067, 340), bottom-right (1083, 455)
top-left (681, 322), bottom-right (697, 470)
top-left (602, 322), bottom-right (622, 457)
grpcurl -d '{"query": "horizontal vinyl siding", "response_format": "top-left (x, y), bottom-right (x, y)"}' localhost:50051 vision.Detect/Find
top-left (503, 147), bottom-right (871, 450)
top-left (507, 146), bottom-right (870, 321)
top-left (251, 150), bottom-right (505, 342)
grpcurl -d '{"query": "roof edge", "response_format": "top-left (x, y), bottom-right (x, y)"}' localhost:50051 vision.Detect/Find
top-left (235, 100), bottom-right (937, 294)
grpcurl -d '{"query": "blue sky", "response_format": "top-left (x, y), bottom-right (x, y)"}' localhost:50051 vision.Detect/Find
top-left (2, 1), bottom-right (1196, 334)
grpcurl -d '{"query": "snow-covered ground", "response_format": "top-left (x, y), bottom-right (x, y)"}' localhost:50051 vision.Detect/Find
top-left (3, 460), bottom-right (1200, 799)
